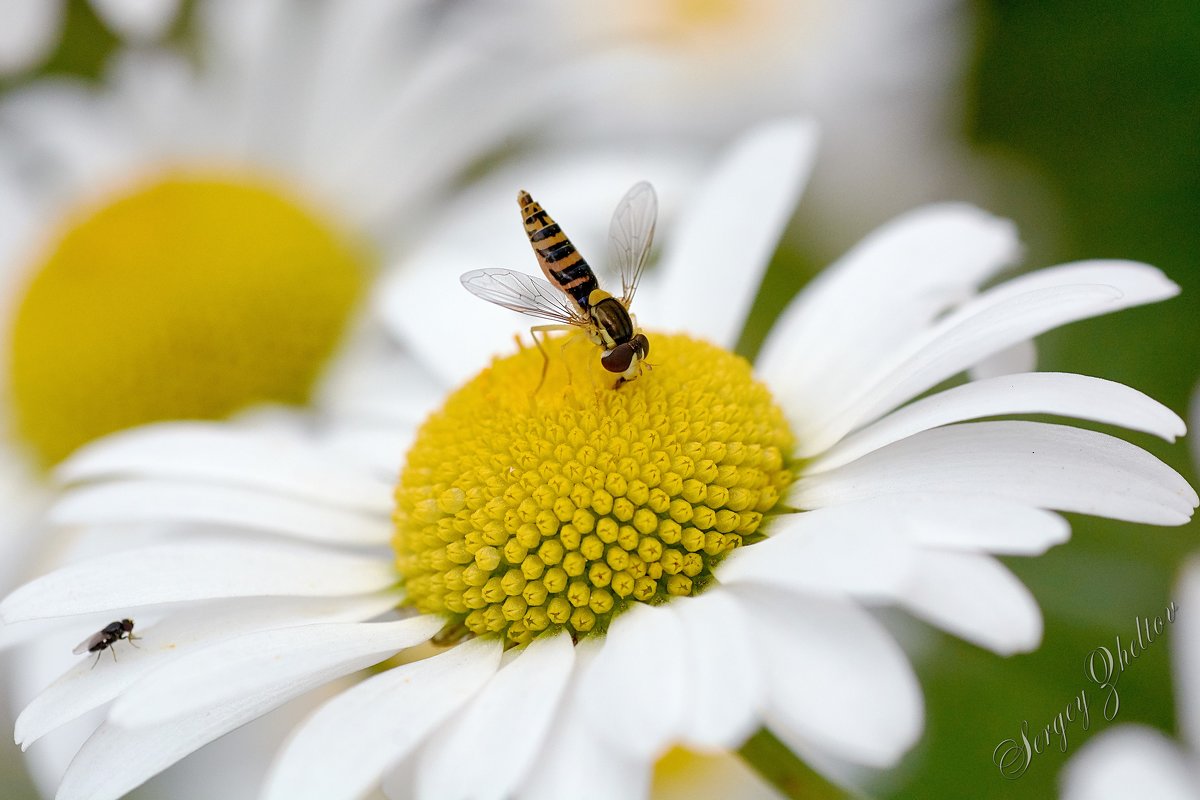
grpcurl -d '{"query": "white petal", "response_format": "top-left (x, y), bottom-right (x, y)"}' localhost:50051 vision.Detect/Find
top-left (102, 47), bottom-right (199, 156)
top-left (56, 422), bottom-right (392, 513)
top-left (808, 372), bottom-right (1186, 473)
top-left (53, 720), bottom-right (189, 800)
top-left (293, 0), bottom-right (432, 194)
top-left (717, 508), bottom-right (914, 600)
top-left (792, 261), bottom-right (1180, 456)
top-left (1060, 726), bottom-right (1198, 800)
top-left (416, 632), bottom-right (575, 800)
top-left (262, 637), bottom-right (502, 800)
top-left (0, 447), bottom-right (48, 596)
top-left (793, 421), bottom-right (1198, 526)
top-left (519, 728), bottom-right (646, 800)
top-left (17, 593), bottom-right (401, 748)
top-left (519, 720), bottom-right (647, 800)
top-left (969, 339), bottom-right (1037, 379)
top-left (517, 639), bottom-right (650, 800)
top-left (757, 204), bottom-right (1021, 423)
top-left (578, 604), bottom-right (689, 761)
top-left (378, 252), bottom-right (524, 389)
top-left (1173, 557), bottom-right (1200, 753)
top-left (323, 422), bottom-right (416, 481)
top-left (189, 0), bottom-right (284, 160)
top-left (655, 118), bottom-right (818, 349)
top-left (671, 591), bottom-right (763, 750)
top-left (326, 47), bottom-right (549, 234)
top-left (315, 324), bottom-right (446, 428)
top-left (0, 0), bottom-right (62, 74)
top-left (122, 689), bottom-right (341, 800)
top-left (0, 541), bottom-right (396, 623)
top-left (900, 552), bottom-right (1042, 655)
top-left (110, 615), bottom-right (442, 728)
top-left (49, 480), bottom-right (391, 545)
top-left (53, 616), bottom-right (436, 800)
top-left (89, 0), bottom-right (180, 39)
top-left (0, 81), bottom-right (134, 188)
top-left (734, 585), bottom-right (923, 767)
top-left (851, 495), bottom-right (1070, 556)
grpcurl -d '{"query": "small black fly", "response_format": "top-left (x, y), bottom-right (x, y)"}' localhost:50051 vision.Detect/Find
top-left (73, 619), bottom-right (139, 668)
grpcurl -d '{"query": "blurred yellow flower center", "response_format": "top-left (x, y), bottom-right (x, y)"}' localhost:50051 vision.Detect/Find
top-left (619, 0), bottom-right (786, 50)
top-left (670, 0), bottom-right (740, 27)
top-left (8, 173), bottom-right (367, 467)
top-left (394, 333), bottom-right (794, 647)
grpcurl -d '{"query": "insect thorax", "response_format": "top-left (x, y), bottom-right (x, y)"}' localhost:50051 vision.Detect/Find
top-left (588, 291), bottom-right (634, 348)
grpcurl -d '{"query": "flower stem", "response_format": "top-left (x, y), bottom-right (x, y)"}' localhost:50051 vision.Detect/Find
top-left (738, 728), bottom-right (864, 799)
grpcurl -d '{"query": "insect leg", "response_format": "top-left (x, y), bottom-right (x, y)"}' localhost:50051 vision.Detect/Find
top-left (571, 336), bottom-right (601, 394)
top-left (529, 324), bottom-right (574, 394)
top-left (127, 633), bottom-right (141, 649)
top-left (90, 652), bottom-right (101, 670)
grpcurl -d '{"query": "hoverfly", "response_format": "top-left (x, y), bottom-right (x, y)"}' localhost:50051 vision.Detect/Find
top-left (74, 618), bottom-right (138, 667)
top-left (460, 181), bottom-right (657, 387)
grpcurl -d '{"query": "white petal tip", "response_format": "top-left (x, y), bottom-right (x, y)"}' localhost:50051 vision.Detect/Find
top-left (993, 631), bottom-right (1043, 658)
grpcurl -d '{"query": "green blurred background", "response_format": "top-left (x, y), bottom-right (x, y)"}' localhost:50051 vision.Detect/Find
top-left (3, 1), bottom-right (1198, 798)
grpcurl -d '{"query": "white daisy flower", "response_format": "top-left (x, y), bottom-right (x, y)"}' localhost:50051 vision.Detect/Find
top-left (1059, 556), bottom-right (1200, 800)
top-left (0, 0), bottom-right (539, 575)
top-left (0, 0), bottom-right (180, 75)
top-left (3, 118), bottom-right (1196, 800)
top-left (0, 0), bottom-right (542, 449)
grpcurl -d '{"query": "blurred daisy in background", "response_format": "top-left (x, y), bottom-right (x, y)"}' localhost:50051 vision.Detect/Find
top-left (444, 0), bottom-right (1003, 257)
top-left (0, 0), bottom-right (545, 574)
top-left (1059, 556), bottom-right (1200, 800)
top-left (0, 0), bottom-right (180, 75)
top-left (3, 119), bottom-right (1194, 800)
top-left (0, 0), bottom-right (556, 795)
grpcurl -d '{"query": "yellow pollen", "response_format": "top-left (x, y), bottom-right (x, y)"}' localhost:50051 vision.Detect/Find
top-left (394, 333), bottom-right (794, 647)
top-left (8, 172), bottom-right (368, 467)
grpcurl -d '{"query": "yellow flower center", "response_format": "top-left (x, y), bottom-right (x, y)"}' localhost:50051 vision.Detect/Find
top-left (394, 333), bottom-right (794, 647)
top-left (8, 172), bottom-right (368, 467)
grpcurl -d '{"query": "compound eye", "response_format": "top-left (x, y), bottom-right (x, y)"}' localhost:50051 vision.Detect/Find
top-left (601, 343), bottom-right (635, 373)
top-left (634, 333), bottom-right (649, 357)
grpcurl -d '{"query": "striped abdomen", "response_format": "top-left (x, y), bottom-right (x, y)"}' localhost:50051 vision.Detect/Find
top-left (518, 190), bottom-right (599, 313)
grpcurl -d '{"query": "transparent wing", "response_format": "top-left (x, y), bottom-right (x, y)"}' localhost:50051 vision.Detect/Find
top-left (73, 632), bottom-right (101, 655)
top-left (607, 181), bottom-right (658, 307)
top-left (460, 268), bottom-right (586, 326)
